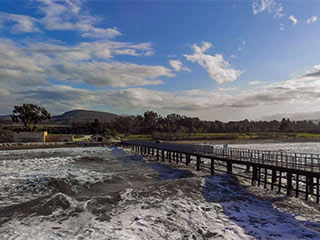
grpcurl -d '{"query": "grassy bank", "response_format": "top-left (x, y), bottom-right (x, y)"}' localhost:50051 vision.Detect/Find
top-left (121, 132), bottom-right (320, 142)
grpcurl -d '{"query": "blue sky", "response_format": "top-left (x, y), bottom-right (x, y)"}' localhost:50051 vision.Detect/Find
top-left (0, 0), bottom-right (320, 121)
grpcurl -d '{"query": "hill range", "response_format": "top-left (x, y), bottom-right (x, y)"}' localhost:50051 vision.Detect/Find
top-left (0, 109), bottom-right (119, 125)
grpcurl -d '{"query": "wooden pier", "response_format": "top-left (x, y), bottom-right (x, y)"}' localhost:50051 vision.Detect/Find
top-left (120, 140), bottom-right (320, 203)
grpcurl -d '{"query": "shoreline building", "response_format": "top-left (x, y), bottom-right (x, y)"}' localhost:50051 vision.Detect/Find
top-left (13, 131), bottom-right (48, 142)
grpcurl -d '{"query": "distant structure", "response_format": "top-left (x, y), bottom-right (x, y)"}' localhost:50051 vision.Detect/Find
top-left (91, 134), bottom-right (109, 143)
top-left (46, 134), bottom-right (74, 142)
top-left (13, 131), bottom-right (48, 142)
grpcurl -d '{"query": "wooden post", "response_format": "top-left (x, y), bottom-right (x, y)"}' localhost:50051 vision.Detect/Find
top-left (257, 167), bottom-right (261, 187)
top-left (317, 177), bottom-right (319, 204)
top-left (278, 171), bottom-right (282, 193)
top-left (305, 175), bottom-right (309, 201)
top-left (211, 158), bottom-right (214, 176)
top-left (196, 156), bottom-right (200, 171)
top-left (227, 161), bottom-right (232, 174)
top-left (264, 168), bottom-right (267, 189)
top-left (168, 151), bottom-right (171, 162)
top-left (162, 150), bottom-right (165, 162)
top-left (157, 149), bottom-right (159, 161)
top-left (180, 153), bottom-right (183, 162)
top-left (287, 171), bottom-right (292, 196)
top-left (309, 175), bottom-right (314, 194)
top-left (186, 154), bottom-right (190, 165)
top-left (246, 165), bottom-right (250, 172)
top-left (252, 166), bottom-right (257, 186)
top-left (271, 169), bottom-right (276, 190)
top-left (152, 148), bottom-right (154, 156)
top-left (176, 152), bottom-right (179, 164)
top-left (296, 174), bottom-right (299, 198)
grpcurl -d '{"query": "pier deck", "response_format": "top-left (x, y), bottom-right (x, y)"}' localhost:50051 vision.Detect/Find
top-left (121, 140), bottom-right (320, 203)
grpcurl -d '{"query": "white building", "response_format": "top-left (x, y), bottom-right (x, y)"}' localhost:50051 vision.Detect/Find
top-left (91, 134), bottom-right (109, 143)
top-left (13, 131), bottom-right (48, 142)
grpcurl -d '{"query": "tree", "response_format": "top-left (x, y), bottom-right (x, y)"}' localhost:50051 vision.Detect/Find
top-left (11, 104), bottom-right (51, 130)
top-left (279, 118), bottom-right (291, 132)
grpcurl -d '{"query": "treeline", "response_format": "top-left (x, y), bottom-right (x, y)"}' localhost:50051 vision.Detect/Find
top-left (58, 111), bottom-right (320, 136)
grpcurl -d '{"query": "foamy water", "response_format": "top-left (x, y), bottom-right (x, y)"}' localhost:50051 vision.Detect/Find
top-left (1, 144), bottom-right (320, 239)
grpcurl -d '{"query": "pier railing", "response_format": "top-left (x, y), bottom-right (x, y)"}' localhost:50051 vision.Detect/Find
top-left (207, 147), bottom-right (320, 173)
top-left (123, 140), bottom-right (320, 173)
top-left (121, 140), bottom-right (320, 203)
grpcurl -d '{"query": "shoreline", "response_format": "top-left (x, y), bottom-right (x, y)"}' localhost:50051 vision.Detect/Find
top-left (171, 138), bottom-right (320, 145)
top-left (0, 142), bottom-right (112, 151)
top-left (1, 138), bottom-right (320, 151)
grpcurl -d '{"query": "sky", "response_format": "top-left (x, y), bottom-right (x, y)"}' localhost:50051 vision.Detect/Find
top-left (0, 0), bottom-right (320, 121)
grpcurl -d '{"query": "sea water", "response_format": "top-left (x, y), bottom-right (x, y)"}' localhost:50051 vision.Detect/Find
top-left (1, 144), bottom-right (320, 239)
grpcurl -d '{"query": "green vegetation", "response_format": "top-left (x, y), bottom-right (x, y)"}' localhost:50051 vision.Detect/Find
top-left (3, 106), bottom-right (320, 143)
top-left (120, 132), bottom-right (320, 142)
top-left (11, 104), bottom-right (51, 130)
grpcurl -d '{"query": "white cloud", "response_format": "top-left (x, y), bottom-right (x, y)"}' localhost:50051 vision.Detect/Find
top-left (0, 13), bottom-right (40, 33)
top-left (252, 0), bottom-right (285, 18)
top-left (306, 16), bottom-right (317, 24)
top-left (0, 38), bottom-right (173, 88)
top-left (4, 65), bottom-right (320, 120)
top-left (184, 42), bottom-right (243, 83)
top-left (248, 81), bottom-right (263, 85)
top-left (48, 61), bottom-right (173, 87)
top-left (36, 0), bottom-right (122, 39)
top-left (169, 60), bottom-right (190, 72)
top-left (289, 15), bottom-right (298, 25)
top-left (0, 39), bottom-right (47, 86)
top-left (280, 23), bottom-right (285, 31)
top-left (0, 0), bottom-right (121, 39)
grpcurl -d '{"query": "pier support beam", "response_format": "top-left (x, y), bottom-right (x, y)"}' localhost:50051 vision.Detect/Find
top-left (211, 158), bottom-right (214, 176)
top-left (264, 168), bottom-right (267, 189)
top-left (287, 171), bottom-right (292, 196)
top-left (186, 154), bottom-right (190, 166)
top-left (296, 174), bottom-right (299, 198)
top-left (196, 156), bottom-right (201, 171)
top-left (157, 149), bottom-right (159, 161)
top-left (162, 150), bottom-right (165, 162)
top-left (252, 166), bottom-right (258, 186)
top-left (278, 171), bottom-right (282, 193)
top-left (271, 169), bottom-right (277, 190)
top-left (227, 161), bottom-right (232, 174)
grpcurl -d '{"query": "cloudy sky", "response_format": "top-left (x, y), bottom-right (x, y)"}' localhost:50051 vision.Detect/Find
top-left (1, 0), bottom-right (320, 121)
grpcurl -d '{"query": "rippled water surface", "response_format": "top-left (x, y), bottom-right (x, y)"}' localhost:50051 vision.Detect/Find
top-left (1, 144), bottom-right (320, 239)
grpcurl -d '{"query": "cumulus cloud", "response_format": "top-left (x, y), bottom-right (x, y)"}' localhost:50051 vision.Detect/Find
top-left (300, 64), bottom-right (320, 78)
top-left (0, 0), bottom-right (121, 39)
top-left (4, 66), bottom-right (320, 119)
top-left (0, 39), bottom-right (47, 86)
top-left (252, 0), bottom-right (285, 18)
top-left (48, 61), bottom-right (172, 87)
top-left (37, 0), bottom-right (121, 39)
top-left (169, 60), bottom-right (190, 72)
top-left (289, 15), bottom-right (298, 25)
top-left (184, 42), bottom-right (243, 83)
top-left (248, 81), bottom-right (263, 85)
top-left (0, 39), bottom-right (173, 88)
top-left (306, 16), bottom-right (317, 24)
top-left (0, 13), bottom-right (40, 33)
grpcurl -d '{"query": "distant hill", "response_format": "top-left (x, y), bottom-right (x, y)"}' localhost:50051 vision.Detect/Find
top-left (52, 110), bottom-right (118, 124)
top-left (0, 114), bottom-right (10, 119)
